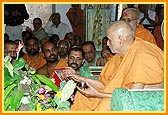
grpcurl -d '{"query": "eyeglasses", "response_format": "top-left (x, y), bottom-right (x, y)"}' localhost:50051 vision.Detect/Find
top-left (58, 45), bottom-right (68, 49)
top-left (120, 18), bottom-right (137, 23)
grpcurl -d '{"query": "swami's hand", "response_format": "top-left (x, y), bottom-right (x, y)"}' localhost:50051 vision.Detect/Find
top-left (62, 67), bottom-right (80, 82)
top-left (77, 82), bottom-right (100, 98)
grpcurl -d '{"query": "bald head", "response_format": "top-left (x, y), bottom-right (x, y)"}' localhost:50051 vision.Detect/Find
top-left (121, 8), bottom-right (140, 30)
top-left (122, 8), bottom-right (140, 19)
top-left (107, 21), bottom-right (134, 56)
top-left (107, 21), bottom-right (134, 39)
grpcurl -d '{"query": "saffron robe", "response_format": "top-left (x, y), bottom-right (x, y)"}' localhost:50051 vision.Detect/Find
top-left (71, 39), bottom-right (164, 111)
top-left (23, 52), bottom-right (46, 70)
top-left (135, 25), bottom-right (156, 44)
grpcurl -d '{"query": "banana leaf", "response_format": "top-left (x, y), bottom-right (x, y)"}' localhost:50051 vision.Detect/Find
top-left (10, 88), bottom-right (24, 111)
top-left (35, 74), bottom-right (59, 92)
top-left (4, 84), bottom-right (17, 101)
top-left (4, 78), bottom-right (17, 89)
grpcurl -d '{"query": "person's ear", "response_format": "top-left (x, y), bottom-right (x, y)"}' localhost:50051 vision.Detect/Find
top-left (42, 52), bottom-right (46, 59)
top-left (137, 19), bottom-right (140, 26)
top-left (118, 36), bottom-right (125, 43)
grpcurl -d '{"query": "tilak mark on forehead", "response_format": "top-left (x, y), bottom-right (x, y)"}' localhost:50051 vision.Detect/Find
top-left (123, 12), bottom-right (128, 17)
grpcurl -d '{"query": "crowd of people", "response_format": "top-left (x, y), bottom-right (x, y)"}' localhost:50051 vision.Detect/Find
top-left (4, 4), bottom-right (164, 111)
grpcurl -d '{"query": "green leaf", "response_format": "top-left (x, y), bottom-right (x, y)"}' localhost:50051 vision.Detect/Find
top-left (13, 57), bottom-right (26, 69)
top-left (31, 75), bottom-right (42, 87)
top-left (4, 67), bottom-right (12, 82)
top-left (4, 97), bottom-right (11, 110)
top-left (4, 56), bottom-right (13, 76)
top-left (10, 88), bottom-right (24, 111)
top-left (4, 84), bottom-right (17, 101)
top-left (13, 58), bottom-right (26, 75)
top-left (13, 73), bottom-right (21, 82)
top-left (56, 101), bottom-right (70, 111)
top-left (35, 74), bottom-right (59, 92)
top-left (4, 78), bottom-right (16, 88)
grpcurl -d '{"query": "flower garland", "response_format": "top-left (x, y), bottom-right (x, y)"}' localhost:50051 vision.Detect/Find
top-left (92, 4), bottom-right (103, 49)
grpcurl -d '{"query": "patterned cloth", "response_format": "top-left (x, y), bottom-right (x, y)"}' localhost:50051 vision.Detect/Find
top-left (111, 88), bottom-right (164, 111)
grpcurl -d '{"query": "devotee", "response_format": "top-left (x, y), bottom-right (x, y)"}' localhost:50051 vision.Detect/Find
top-left (56, 40), bottom-right (70, 68)
top-left (26, 17), bottom-right (48, 41)
top-left (96, 47), bottom-right (114, 66)
top-left (67, 46), bottom-right (85, 74)
top-left (64, 32), bottom-right (76, 48)
top-left (22, 30), bottom-right (33, 45)
top-left (4, 40), bottom-right (17, 63)
top-left (66, 4), bottom-right (84, 40)
top-left (74, 35), bottom-right (83, 47)
top-left (37, 41), bottom-right (68, 86)
top-left (81, 41), bottom-right (100, 66)
top-left (49, 34), bottom-right (60, 46)
top-left (45, 13), bottom-right (71, 40)
top-left (101, 36), bottom-right (108, 49)
top-left (23, 37), bottom-right (46, 70)
top-left (121, 8), bottom-right (156, 44)
top-left (64, 21), bottom-right (164, 111)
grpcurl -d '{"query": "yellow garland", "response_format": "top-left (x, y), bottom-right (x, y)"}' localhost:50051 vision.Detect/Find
top-left (46, 108), bottom-right (54, 111)
top-left (56, 91), bottom-right (62, 99)
top-left (36, 103), bottom-right (41, 111)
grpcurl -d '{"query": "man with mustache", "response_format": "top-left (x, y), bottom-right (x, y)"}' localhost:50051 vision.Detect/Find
top-left (37, 41), bottom-right (68, 86)
top-left (67, 46), bottom-right (93, 88)
top-left (23, 37), bottom-right (46, 70)
top-left (68, 47), bottom-right (85, 74)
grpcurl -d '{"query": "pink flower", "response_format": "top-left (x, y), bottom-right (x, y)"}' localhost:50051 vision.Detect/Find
top-left (38, 87), bottom-right (46, 94)
top-left (40, 99), bottom-right (48, 104)
top-left (45, 94), bottom-right (50, 99)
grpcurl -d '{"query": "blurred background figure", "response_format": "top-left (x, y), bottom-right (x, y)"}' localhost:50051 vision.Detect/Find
top-left (49, 34), bottom-right (60, 46)
top-left (45, 12), bottom-right (71, 40)
top-left (66, 4), bottom-right (84, 41)
top-left (26, 17), bottom-right (48, 41)
top-left (4, 40), bottom-right (17, 63)
top-left (96, 47), bottom-right (114, 66)
top-left (64, 32), bottom-right (76, 48)
top-left (4, 4), bottom-right (29, 40)
top-left (154, 4), bottom-right (164, 50)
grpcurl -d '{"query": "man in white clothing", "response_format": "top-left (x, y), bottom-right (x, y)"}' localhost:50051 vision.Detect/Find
top-left (45, 13), bottom-right (71, 40)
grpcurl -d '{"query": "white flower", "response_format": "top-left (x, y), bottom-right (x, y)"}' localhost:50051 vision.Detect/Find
top-left (21, 96), bottom-right (30, 104)
top-left (51, 78), bottom-right (55, 83)
top-left (20, 76), bottom-right (31, 85)
top-left (60, 80), bottom-right (76, 102)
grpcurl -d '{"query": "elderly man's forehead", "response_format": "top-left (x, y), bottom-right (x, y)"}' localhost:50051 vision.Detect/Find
top-left (51, 13), bottom-right (60, 17)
